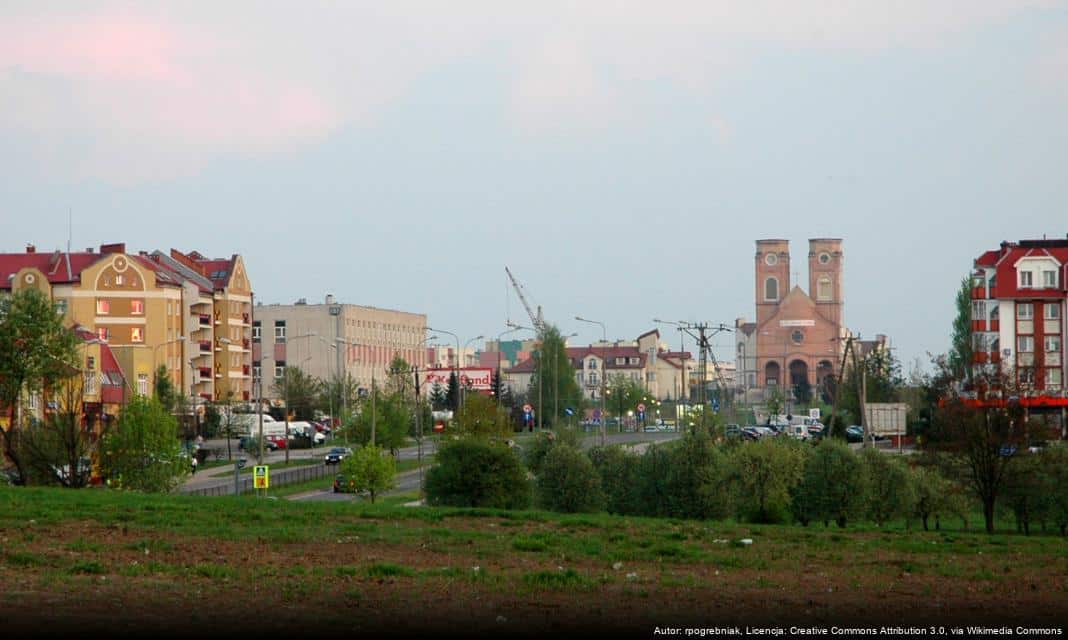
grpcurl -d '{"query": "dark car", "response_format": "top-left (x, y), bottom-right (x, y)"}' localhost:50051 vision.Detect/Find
top-left (239, 436), bottom-right (279, 452)
top-left (333, 473), bottom-right (356, 493)
top-left (324, 447), bottom-right (353, 465)
top-left (845, 426), bottom-right (865, 443)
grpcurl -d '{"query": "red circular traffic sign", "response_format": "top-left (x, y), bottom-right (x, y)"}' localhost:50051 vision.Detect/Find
top-left (637, 403), bottom-right (646, 412)
top-left (523, 404), bottom-right (533, 413)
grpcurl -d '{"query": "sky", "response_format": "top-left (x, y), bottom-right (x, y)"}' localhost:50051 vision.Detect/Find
top-left (2, 1), bottom-right (1067, 371)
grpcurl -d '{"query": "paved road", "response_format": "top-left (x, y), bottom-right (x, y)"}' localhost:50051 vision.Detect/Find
top-left (290, 430), bottom-right (683, 503)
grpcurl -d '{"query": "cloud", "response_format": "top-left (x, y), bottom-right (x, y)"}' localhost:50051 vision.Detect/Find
top-left (0, 1), bottom-right (1058, 182)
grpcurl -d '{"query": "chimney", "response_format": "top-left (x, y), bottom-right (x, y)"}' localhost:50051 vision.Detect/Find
top-left (25, 244), bottom-right (36, 254)
top-left (99, 243), bottom-right (125, 255)
top-left (86, 247), bottom-right (94, 253)
top-left (326, 294), bottom-right (335, 305)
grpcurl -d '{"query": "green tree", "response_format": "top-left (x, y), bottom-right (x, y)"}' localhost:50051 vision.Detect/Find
top-left (1038, 445), bottom-right (1068, 536)
top-left (153, 364), bottom-right (179, 413)
top-left (271, 366), bottom-right (321, 421)
top-left (729, 437), bottom-right (807, 523)
top-left (924, 367), bottom-right (1028, 534)
top-left (1000, 453), bottom-right (1046, 535)
top-left (860, 448), bottom-right (914, 526)
top-left (340, 444), bottom-right (396, 503)
top-left (908, 466), bottom-right (956, 531)
top-left (634, 443), bottom-right (674, 517)
top-left (526, 324), bottom-right (582, 426)
top-left (345, 390), bottom-right (410, 455)
top-left (792, 439), bottom-right (866, 528)
top-left (535, 444), bottom-right (604, 513)
top-left (20, 374), bottom-right (99, 487)
top-left (428, 383), bottom-right (448, 411)
top-left (99, 395), bottom-right (188, 492)
top-left (764, 387), bottom-right (785, 422)
top-left (948, 275), bottom-right (974, 383)
top-left (0, 288), bottom-right (79, 485)
top-left (452, 392), bottom-right (512, 440)
top-left (424, 439), bottom-right (530, 509)
top-left (320, 372), bottom-right (360, 422)
top-left (838, 347), bottom-right (904, 428)
top-left (385, 355), bottom-right (413, 397)
top-left (662, 428), bottom-right (732, 520)
top-left (446, 372), bottom-right (459, 412)
top-left (605, 374), bottom-right (646, 430)
top-left (587, 445), bottom-right (641, 515)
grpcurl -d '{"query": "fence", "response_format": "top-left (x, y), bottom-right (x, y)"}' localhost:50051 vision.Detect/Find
top-left (181, 462), bottom-right (333, 497)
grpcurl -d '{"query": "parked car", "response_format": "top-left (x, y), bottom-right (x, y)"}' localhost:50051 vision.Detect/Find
top-left (333, 473), bottom-right (356, 493)
top-left (238, 436), bottom-right (278, 452)
top-left (845, 426), bottom-right (865, 443)
top-left (324, 447), bottom-right (353, 465)
top-left (265, 435), bottom-right (287, 450)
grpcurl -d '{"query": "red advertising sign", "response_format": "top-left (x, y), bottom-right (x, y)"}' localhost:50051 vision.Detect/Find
top-left (422, 368), bottom-right (494, 391)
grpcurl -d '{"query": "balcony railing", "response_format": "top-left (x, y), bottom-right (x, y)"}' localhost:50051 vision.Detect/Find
top-left (199, 341), bottom-right (212, 353)
top-left (242, 365), bottom-right (251, 376)
top-left (198, 314), bottom-right (211, 326)
top-left (198, 367), bottom-right (212, 378)
top-left (242, 338), bottom-right (251, 349)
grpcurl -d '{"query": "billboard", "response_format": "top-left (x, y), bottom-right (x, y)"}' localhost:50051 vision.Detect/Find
top-left (422, 368), bottom-right (494, 391)
top-left (864, 403), bottom-right (908, 436)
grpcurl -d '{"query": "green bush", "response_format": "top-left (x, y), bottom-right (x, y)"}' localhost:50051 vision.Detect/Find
top-left (908, 465), bottom-right (960, 531)
top-left (662, 429), bottom-right (732, 520)
top-left (534, 444), bottom-right (604, 513)
top-left (860, 448), bottom-right (914, 526)
top-left (1038, 445), bottom-right (1068, 536)
top-left (634, 443), bottom-right (674, 518)
top-left (792, 439), bottom-right (865, 528)
top-left (424, 439), bottom-right (530, 509)
top-left (523, 429), bottom-right (581, 476)
top-left (728, 437), bottom-right (807, 524)
top-left (587, 445), bottom-right (641, 515)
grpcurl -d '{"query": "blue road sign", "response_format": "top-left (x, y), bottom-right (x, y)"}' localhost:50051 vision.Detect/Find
top-left (565, 407), bottom-right (575, 417)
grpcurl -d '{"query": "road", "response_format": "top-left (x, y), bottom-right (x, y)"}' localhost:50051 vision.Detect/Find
top-left (290, 429), bottom-right (684, 503)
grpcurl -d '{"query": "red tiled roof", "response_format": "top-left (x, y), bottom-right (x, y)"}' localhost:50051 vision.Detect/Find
top-left (0, 251), bottom-right (100, 287)
top-left (988, 245), bottom-right (1068, 299)
top-left (975, 250), bottom-right (1000, 267)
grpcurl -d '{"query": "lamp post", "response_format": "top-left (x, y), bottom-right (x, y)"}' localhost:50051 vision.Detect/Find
top-left (654, 318), bottom-right (687, 423)
top-left (282, 333), bottom-right (318, 465)
top-left (152, 336), bottom-right (186, 391)
top-left (506, 322), bottom-right (537, 428)
top-left (334, 336), bottom-right (362, 427)
top-left (554, 332), bottom-right (578, 428)
top-left (462, 335), bottom-right (484, 409)
top-left (575, 316), bottom-right (607, 446)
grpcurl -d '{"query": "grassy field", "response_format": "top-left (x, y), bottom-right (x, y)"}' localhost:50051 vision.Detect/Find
top-left (1, 485), bottom-right (1066, 637)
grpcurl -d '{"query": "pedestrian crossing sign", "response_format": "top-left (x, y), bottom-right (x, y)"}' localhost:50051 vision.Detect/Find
top-left (254, 465), bottom-right (269, 489)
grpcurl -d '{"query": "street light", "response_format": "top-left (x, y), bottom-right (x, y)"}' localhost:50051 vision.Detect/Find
top-left (575, 316), bottom-right (607, 446)
top-left (507, 322), bottom-right (537, 428)
top-left (283, 332), bottom-right (318, 465)
top-left (554, 332), bottom-right (578, 428)
top-left (334, 336), bottom-right (361, 422)
top-left (461, 335), bottom-right (484, 408)
top-left (152, 336), bottom-right (186, 390)
top-left (427, 327), bottom-right (460, 411)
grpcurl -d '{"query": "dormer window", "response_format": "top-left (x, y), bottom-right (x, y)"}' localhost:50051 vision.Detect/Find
top-left (1043, 270), bottom-right (1057, 288)
top-left (1020, 271), bottom-right (1033, 288)
top-left (588, 359), bottom-right (598, 370)
top-left (615, 357), bottom-right (625, 365)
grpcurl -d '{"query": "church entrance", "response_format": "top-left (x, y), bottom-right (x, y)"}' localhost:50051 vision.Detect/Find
top-left (789, 360), bottom-right (811, 404)
top-left (764, 361), bottom-right (781, 387)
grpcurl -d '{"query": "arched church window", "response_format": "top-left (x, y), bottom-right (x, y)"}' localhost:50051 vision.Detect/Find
top-left (764, 277), bottom-right (779, 301)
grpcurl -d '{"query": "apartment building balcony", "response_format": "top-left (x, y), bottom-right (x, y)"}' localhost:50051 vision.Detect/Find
top-left (198, 367), bottom-right (212, 378)
top-left (199, 340), bottom-right (212, 354)
top-left (242, 365), bottom-right (251, 376)
top-left (198, 314), bottom-right (211, 327)
top-left (242, 337), bottom-right (251, 350)
top-left (970, 287), bottom-right (988, 300)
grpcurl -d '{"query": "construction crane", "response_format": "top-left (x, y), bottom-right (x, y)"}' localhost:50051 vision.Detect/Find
top-left (505, 267), bottom-right (545, 333)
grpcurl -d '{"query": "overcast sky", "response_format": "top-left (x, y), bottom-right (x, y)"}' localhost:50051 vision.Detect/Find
top-left (3, 1), bottom-right (1067, 370)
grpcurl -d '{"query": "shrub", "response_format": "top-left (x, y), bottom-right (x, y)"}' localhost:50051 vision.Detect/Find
top-left (535, 445), bottom-right (604, 513)
top-left (1038, 445), bottom-right (1068, 536)
top-left (587, 445), bottom-right (641, 515)
top-left (340, 444), bottom-right (396, 503)
top-left (524, 429), bottom-right (581, 476)
top-left (634, 443), bottom-right (674, 518)
top-left (662, 429), bottom-right (732, 520)
top-left (425, 439), bottom-right (530, 509)
top-left (793, 439), bottom-right (865, 528)
top-left (860, 448), bottom-right (914, 526)
top-left (728, 437), bottom-right (807, 524)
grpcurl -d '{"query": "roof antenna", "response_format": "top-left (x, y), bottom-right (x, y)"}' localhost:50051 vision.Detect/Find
top-left (65, 207), bottom-right (73, 278)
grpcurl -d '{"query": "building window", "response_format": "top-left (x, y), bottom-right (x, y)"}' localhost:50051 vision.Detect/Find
top-left (576, 372), bottom-right (584, 384)
top-left (1017, 303), bottom-right (1033, 320)
top-left (646, 372), bottom-right (656, 382)
top-left (629, 357), bottom-right (640, 365)
top-left (1046, 336), bottom-right (1061, 353)
top-left (817, 277), bottom-right (832, 301)
top-left (252, 322), bottom-right (261, 342)
top-left (1019, 368), bottom-right (1035, 385)
top-left (131, 299), bottom-right (144, 315)
top-left (253, 365), bottom-right (261, 380)
top-left (1020, 271), bottom-right (1033, 287)
top-left (137, 374), bottom-right (148, 396)
top-left (84, 371), bottom-right (97, 394)
top-left (1046, 304), bottom-right (1061, 320)
top-left (96, 299), bottom-right (110, 315)
top-left (1043, 270), bottom-right (1057, 288)
top-left (131, 327), bottom-right (144, 343)
top-left (818, 252), bottom-right (831, 265)
top-left (115, 274), bottom-right (125, 286)
top-left (29, 394), bottom-right (39, 410)
top-left (765, 253), bottom-right (778, 266)
top-left (97, 327), bottom-right (110, 342)
top-left (764, 277), bottom-right (779, 301)
top-left (589, 373), bottom-right (598, 386)
top-left (1047, 369), bottom-right (1063, 388)
top-left (275, 361), bottom-right (286, 378)
top-left (56, 299), bottom-right (68, 316)
top-left (615, 357), bottom-right (625, 365)
top-left (631, 372), bottom-right (639, 381)
top-left (274, 321), bottom-right (286, 342)
top-left (1018, 336), bottom-right (1034, 353)
top-left (588, 359), bottom-right (597, 370)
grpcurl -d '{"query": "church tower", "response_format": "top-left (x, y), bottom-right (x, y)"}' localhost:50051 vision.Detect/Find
top-left (807, 238), bottom-right (844, 329)
top-left (755, 239), bottom-right (790, 328)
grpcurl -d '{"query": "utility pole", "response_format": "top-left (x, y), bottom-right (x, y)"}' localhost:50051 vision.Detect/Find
top-left (413, 366), bottom-right (423, 498)
top-left (371, 371), bottom-right (376, 447)
top-left (669, 321), bottom-right (733, 434)
top-left (828, 334), bottom-right (855, 439)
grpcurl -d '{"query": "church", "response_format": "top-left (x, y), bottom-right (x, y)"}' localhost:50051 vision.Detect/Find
top-left (737, 239), bottom-right (845, 399)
